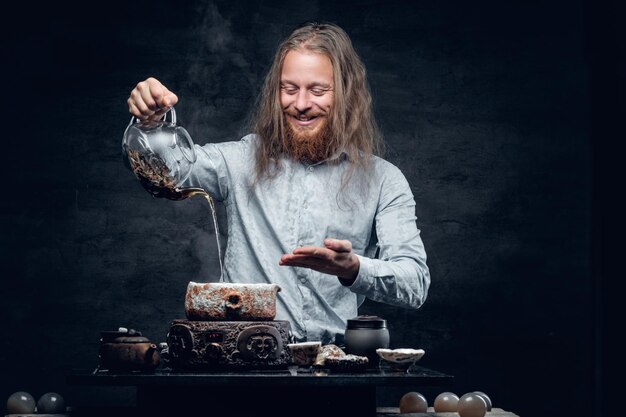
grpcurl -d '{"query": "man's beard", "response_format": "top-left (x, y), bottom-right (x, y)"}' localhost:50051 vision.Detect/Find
top-left (284, 117), bottom-right (334, 164)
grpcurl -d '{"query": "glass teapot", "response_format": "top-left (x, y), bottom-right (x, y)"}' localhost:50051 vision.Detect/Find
top-left (122, 107), bottom-right (204, 199)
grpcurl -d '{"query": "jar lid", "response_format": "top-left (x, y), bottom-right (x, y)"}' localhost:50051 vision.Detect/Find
top-left (347, 315), bottom-right (387, 329)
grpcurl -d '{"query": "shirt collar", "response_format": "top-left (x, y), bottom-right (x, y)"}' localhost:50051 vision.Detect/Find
top-left (299, 150), bottom-right (349, 167)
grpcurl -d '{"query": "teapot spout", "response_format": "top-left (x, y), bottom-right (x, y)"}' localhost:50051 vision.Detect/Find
top-left (137, 182), bottom-right (205, 201)
top-left (144, 343), bottom-right (161, 370)
top-left (180, 188), bottom-right (207, 198)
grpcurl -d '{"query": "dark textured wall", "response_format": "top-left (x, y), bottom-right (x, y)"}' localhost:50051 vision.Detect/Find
top-left (1, 0), bottom-right (609, 416)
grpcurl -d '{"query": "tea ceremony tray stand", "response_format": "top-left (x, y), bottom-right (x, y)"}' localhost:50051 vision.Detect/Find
top-left (67, 365), bottom-right (453, 416)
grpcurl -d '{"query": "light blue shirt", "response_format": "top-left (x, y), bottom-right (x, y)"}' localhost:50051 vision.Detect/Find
top-left (184, 134), bottom-right (430, 344)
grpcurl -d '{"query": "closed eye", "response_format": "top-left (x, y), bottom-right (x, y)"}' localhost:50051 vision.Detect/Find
top-left (310, 88), bottom-right (330, 96)
top-left (281, 83), bottom-right (333, 96)
top-left (280, 84), bottom-right (298, 95)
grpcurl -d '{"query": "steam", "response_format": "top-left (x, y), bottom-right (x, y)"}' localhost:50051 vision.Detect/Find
top-left (198, 2), bottom-right (234, 54)
top-left (184, 2), bottom-right (255, 143)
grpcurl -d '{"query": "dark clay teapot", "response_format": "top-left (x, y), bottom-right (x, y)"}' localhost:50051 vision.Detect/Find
top-left (99, 328), bottom-right (160, 372)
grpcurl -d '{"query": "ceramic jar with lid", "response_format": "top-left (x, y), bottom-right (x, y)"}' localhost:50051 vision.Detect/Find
top-left (344, 315), bottom-right (389, 366)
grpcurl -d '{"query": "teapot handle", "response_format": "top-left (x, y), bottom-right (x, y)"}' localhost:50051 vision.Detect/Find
top-left (126, 106), bottom-right (177, 127)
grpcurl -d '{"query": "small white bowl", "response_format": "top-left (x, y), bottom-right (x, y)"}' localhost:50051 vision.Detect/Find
top-left (376, 348), bottom-right (425, 368)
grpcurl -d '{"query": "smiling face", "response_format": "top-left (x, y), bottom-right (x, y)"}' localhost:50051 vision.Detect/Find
top-left (280, 49), bottom-right (334, 162)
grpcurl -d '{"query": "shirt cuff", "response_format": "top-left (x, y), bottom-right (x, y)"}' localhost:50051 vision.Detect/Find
top-left (338, 254), bottom-right (375, 293)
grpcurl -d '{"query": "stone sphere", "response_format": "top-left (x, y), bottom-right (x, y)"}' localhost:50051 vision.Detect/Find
top-left (399, 391), bottom-right (428, 413)
top-left (473, 391), bottom-right (492, 411)
top-left (37, 392), bottom-right (66, 414)
top-left (458, 392), bottom-right (487, 417)
top-left (7, 391), bottom-right (36, 414)
top-left (434, 391), bottom-right (459, 412)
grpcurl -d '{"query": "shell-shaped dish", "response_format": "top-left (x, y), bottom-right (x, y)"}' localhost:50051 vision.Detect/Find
top-left (376, 348), bottom-right (425, 364)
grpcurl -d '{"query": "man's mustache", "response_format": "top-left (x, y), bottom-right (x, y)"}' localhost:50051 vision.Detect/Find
top-left (285, 111), bottom-right (324, 119)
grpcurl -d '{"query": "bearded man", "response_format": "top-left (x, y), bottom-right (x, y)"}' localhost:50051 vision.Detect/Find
top-left (126, 22), bottom-right (430, 344)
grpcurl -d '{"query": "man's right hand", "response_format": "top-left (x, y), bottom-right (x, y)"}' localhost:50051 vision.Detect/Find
top-left (127, 77), bottom-right (179, 120)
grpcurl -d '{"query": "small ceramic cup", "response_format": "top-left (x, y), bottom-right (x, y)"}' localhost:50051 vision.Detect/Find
top-left (287, 341), bottom-right (322, 366)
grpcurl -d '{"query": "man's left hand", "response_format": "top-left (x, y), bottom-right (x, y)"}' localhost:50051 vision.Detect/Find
top-left (279, 238), bottom-right (360, 283)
